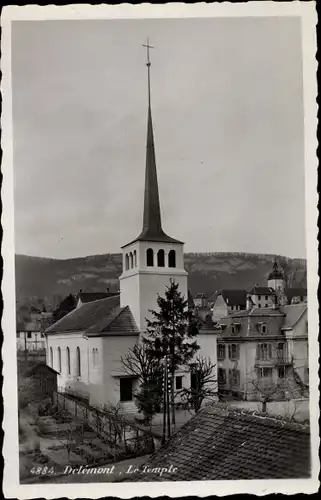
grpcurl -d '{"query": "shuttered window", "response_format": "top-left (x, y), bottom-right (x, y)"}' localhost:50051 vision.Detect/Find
top-left (228, 344), bottom-right (240, 360)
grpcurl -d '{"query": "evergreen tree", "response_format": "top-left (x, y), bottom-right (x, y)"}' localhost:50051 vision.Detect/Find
top-left (143, 279), bottom-right (200, 426)
top-left (53, 294), bottom-right (76, 322)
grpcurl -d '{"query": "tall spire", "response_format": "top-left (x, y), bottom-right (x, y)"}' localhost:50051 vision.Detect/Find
top-left (141, 38), bottom-right (162, 237)
top-left (128, 38), bottom-right (182, 246)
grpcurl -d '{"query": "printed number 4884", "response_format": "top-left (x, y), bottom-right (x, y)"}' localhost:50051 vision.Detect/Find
top-left (30, 466), bottom-right (55, 475)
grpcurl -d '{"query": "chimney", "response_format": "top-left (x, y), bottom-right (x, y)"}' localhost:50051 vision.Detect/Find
top-left (79, 289), bottom-right (83, 293)
top-left (106, 288), bottom-right (110, 293)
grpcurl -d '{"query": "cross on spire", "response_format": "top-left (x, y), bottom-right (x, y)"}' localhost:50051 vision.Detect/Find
top-left (142, 37), bottom-right (154, 67)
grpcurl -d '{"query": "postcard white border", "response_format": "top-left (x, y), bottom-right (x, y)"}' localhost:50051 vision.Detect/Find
top-left (1, 2), bottom-right (319, 498)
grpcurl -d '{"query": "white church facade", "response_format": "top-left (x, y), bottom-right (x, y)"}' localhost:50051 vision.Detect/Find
top-left (45, 48), bottom-right (217, 412)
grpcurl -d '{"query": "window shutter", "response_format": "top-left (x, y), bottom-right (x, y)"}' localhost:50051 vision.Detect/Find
top-left (228, 345), bottom-right (232, 359)
top-left (229, 369), bottom-right (232, 385)
top-left (268, 344), bottom-right (272, 359)
top-left (236, 344), bottom-right (240, 359)
top-left (256, 344), bottom-right (260, 359)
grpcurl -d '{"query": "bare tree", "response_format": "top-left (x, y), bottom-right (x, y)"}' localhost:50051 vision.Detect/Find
top-left (121, 344), bottom-right (163, 424)
top-left (248, 368), bottom-right (302, 416)
top-left (121, 344), bottom-right (161, 384)
top-left (180, 357), bottom-right (217, 413)
top-left (102, 402), bottom-right (126, 460)
top-left (278, 257), bottom-right (307, 289)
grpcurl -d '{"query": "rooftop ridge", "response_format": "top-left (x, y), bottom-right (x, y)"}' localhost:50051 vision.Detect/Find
top-left (203, 405), bottom-right (310, 431)
top-left (45, 294), bottom-right (120, 334)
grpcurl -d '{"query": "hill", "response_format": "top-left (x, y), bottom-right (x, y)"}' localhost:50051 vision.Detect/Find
top-left (15, 252), bottom-right (307, 311)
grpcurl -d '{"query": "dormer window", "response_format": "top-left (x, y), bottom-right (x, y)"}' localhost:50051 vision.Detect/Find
top-left (257, 322), bottom-right (267, 334)
top-left (231, 322), bottom-right (241, 335)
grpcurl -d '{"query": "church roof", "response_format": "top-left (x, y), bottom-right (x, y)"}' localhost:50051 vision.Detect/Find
top-left (122, 46), bottom-right (182, 248)
top-left (268, 261), bottom-right (284, 280)
top-left (46, 294), bottom-right (121, 334)
top-left (77, 291), bottom-right (119, 304)
top-left (122, 405), bottom-right (310, 481)
top-left (86, 306), bottom-right (139, 337)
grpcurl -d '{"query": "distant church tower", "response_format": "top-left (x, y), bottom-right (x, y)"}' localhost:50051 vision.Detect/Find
top-left (268, 260), bottom-right (286, 306)
top-left (119, 41), bottom-right (188, 332)
top-left (268, 260), bottom-right (285, 291)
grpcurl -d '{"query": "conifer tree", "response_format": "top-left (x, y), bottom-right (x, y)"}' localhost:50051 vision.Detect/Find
top-left (143, 279), bottom-right (200, 426)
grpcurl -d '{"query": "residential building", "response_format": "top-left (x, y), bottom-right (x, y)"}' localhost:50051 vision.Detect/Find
top-left (217, 304), bottom-right (308, 401)
top-left (247, 286), bottom-right (277, 309)
top-left (17, 313), bottom-right (46, 351)
top-left (45, 53), bottom-right (217, 412)
top-left (25, 363), bottom-right (59, 400)
top-left (212, 289), bottom-right (247, 323)
top-left (122, 406), bottom-right (310, 481)
top-left (193, 293), bottom-right (208, 309)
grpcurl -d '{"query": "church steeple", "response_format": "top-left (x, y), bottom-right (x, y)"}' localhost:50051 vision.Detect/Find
top-left (128, 39), bottom-right (182, 246)
top-left (119, 40), bottom-right (188, 332)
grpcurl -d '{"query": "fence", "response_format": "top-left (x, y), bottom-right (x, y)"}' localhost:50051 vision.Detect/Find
top-left (53, 391), bottom-right (161, 458)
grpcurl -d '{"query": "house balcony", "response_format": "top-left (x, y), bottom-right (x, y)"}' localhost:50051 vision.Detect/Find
top-left (255, 351), bottom-right (292, 367)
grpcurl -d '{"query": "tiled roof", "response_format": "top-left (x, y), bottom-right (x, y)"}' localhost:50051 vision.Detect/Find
top-left (194, 293), bottom-right (207, 299)
top-left (46, 295), bottom-right (121, 334)
top-left (17, 320), bottom-right (41, 332)
top-left (123, 406), bottom-right (310, 481)
top-left (281, 304), bottom-right (307, 329)
top-left (26, 363), bottom-right (60, 377)
top-left (221, 307), bottom-right (284, 320)
top-left (77, 292), bottom-right (119, 304)
top-left (221, 289), bottom-right (247, 307)
top-left (285, 288), bottom-right (307, 302)
top-left (86, 306), bottom-right (139, 337)
top-left (249, 287), bottom-right (275, 295)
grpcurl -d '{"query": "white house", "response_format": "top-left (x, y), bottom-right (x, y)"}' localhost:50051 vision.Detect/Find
top-left (45, 53), bottom-right (218, 412)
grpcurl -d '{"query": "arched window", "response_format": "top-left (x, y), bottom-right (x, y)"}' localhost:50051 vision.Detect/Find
top-left (130, 252), bottom-right (133, 269)
top-left (133, 250), bottom-right (137, 267)
top-left (49, 347), bottom-right (53, 368)
top-left (76, 347), bottom-right (81, 377)
top-left (168, 249), bottom-right (176, 268)
top-left (125, 254), bottom-right (129, 271)
top-left (157, 249), bottom-right (165, 267)
top-left (92, 348), bottom-right (99, 367)
top-left (66, 347), bottom-right (71, 374)
top-left (146, 248), bottom-right (154, 267)
top-left (58, 347), bottom-right (62, 373)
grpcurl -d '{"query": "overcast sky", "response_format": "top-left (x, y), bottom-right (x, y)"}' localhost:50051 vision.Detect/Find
top-left (12, 17), bottom-right (306, 259)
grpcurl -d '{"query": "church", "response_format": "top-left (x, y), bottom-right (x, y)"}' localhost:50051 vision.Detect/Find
top-left (45, 46), bottom-right (217, 412)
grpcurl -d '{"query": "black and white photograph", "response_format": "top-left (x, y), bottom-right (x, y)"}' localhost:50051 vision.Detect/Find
top-left (1, 2), bottom-right (319, 497)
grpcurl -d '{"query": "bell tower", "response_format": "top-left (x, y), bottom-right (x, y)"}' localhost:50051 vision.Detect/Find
top-left (119, 40), bottom-right (188, 332)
